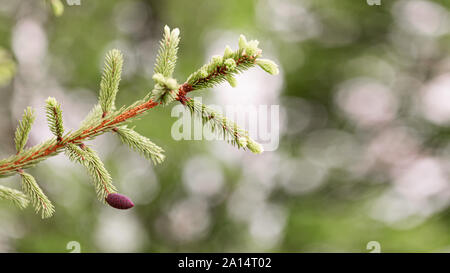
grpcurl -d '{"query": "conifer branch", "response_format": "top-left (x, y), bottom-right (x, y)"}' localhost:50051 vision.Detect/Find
top-left (14, 107), bottom-right (36, 154)
top-left (154, 25), bottom-right (180, 78)
top-left (0, 185), bottom-right (29, 209)
top-left (0, 26), bottom-right (277, 217)
top-left (184, 98), bottom-right (263, 154)
top-left (19, 170), bottom-right (54, 218)
top-left (64, 143), bottom-right (86, 164)
top-left (45, 97), bottom-right (64, 142)
top-left (99, 49), bottom-right (123, 117)
top-left (83, 146), bottom-right (117, 201)
top-left (65, 143), bottom-right (117, 201)
top-left (149, 25), bottom-right (181, 105)
top-left (184, 35), bottom-right (279, 92)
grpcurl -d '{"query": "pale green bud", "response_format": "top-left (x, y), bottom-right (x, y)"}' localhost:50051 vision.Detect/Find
top-left (164, 25), bottom-right (171, 38)
top-left (247, 138), bottom-right (264, 154)
top-left (171, 28), bottom-right (180, 40)
top-left (224, 46), bottom-right (234, 59)
top-left (211, 55), bottom-right (223, 66)
top-left (238, 35), bottom-right (248, 50)
top-left (165, 78), bottom-right (178, 90)
top-left (224, 58), bottom-right (237, 71)
top-left (246, 40), bottom-right (260, 56)
top-left (152, 73), bottom-right (165, 85)
top-left (226, 75), bottom-right (237, 88)
top-left (46, 96), bottom-right (58, 107)
top-left (153, 73), bottom-right (178, 89)
top-left (256, 59), bottom-right (279, 75)
top-left (237, 137), bottom-right (248, 148)
top-left (199, 67), bottom-right (209, 78)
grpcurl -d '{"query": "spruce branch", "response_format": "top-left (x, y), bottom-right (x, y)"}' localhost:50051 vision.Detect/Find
top-left (0, 185), bottom-right (29, 209)
top-left (184, 98), bottom-right (263, 154)
top-left (64, 143), bottom-right (88, 164)
top-left (150, 25), bottom-right (181, 105)
top-left (184, 34), bottom-right (279, 92)
top-left (65, 143), bottom-right (117, 201)
top-left (154, 25), bottom-right (180, 78)
top-left (99, 49), bottom-right (123, 117)
top-left (14, 107), bottom-right (36, 154)
top-left (115, 126), bottom-right (165, 164)
top-left (19, 170), bottom-right (54, 218)
top-left (0, 26), bottom-right (277, 217)
top-left (45, 97), bottom-right (65, 142)
top-left (82, 146), bottom-right (117, 201)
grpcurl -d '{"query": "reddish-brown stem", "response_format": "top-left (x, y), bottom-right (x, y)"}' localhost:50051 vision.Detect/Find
top-left (176, 85), bottom-right (190, 105)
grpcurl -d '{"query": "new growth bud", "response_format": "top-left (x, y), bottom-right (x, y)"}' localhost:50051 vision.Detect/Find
top-left (165, 78), bottom-right (178, 90)
top-left (171, 28), bottom-right (180, 40)
top-left (237, 137), bottom-right (248, 148)
top-left (224, 58), bottom-right (237, 71)
top-left (256, 59), bottom-right (279, 75)
top-left (247, 138), bottom-right (264, 154)
top-left (245, 40), bottom-right (260, 56)
top-left (152, 73), bottom-right (165, 84)
top-left (199, 68), bottom-right (209, 78)
top-left (153, 73), bottom-right (178, 90)
top-left (211, 55), bottom-right (223, 66)
top-left (164, 25), bottom-right (171, 37)
top-left (238, 35), bottom-right (248, 50)
top-left (224, 45), bottom-right (234, 59)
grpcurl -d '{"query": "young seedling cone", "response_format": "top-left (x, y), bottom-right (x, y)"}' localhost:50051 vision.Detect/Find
top-left (106, 193), bottom-right (134, 210)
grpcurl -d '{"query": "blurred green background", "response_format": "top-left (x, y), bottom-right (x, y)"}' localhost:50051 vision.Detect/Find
top-left (1, 0), bottom-right (450, 252)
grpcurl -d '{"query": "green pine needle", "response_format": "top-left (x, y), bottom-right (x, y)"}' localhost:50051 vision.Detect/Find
top-left (99, 49), bottom-right (123, 116)
top-left (115, 126), bottom-right (165, 164)
top-left (154, 25), bottom-right (180, 78)
top-left (185, 34), bottom-right (277, 91)
top-left (20, 171), bottom-right (54, 219)
top-left (256, 59), bottom-right (279, 75)
top-left (184, 98), bottom-right (262, 153)
top-left (45, 97), bottom-right (64, 140)
top-left (150, 25), bottom-right (181, 105)
top-left (79, 104), bottom-right (102, 128)
top-left (14, 107), bottom-right (36, 153)
top-left (65, 143), bottom-right (117, 201)
top-left (0, 185), bottom-right (29, 209)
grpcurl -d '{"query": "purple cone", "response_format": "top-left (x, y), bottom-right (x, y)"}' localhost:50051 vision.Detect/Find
top-left (106, 193), bottom-right (134, 210)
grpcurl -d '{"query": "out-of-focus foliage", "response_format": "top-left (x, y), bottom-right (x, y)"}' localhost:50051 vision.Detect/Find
top-left (0, 0), bottom-right (450, 252)
top-left (0, 48), bottom-right (15, 87)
